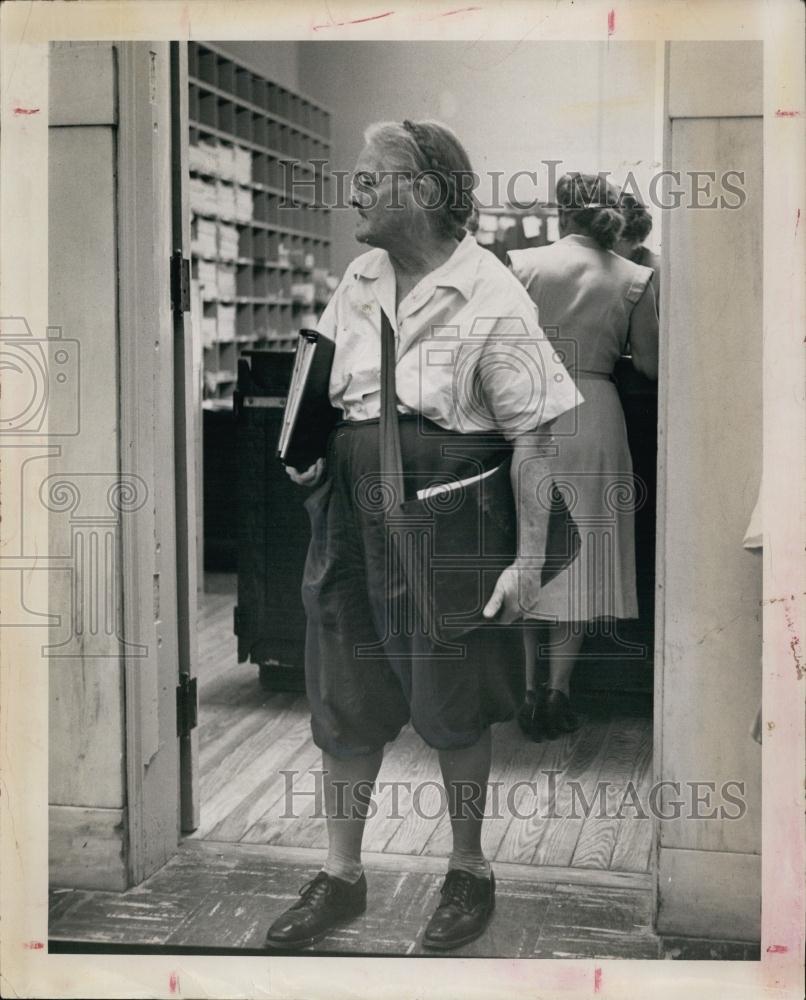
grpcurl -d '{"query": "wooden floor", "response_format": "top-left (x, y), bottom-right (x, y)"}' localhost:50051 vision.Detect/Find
top-left (194, 575), bottom-right (654, 880)
top-left (48, 839), bottom-right (759, 959)
top-left (48, 840), bottom-right (659, 958)
top-left (49, 577), bottom-right (760, 960)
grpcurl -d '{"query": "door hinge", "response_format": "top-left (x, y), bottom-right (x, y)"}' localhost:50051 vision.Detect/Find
top-left (170, 251), bottom-right (191, 315)
top-left (176, 674), bottom-right (198, 738)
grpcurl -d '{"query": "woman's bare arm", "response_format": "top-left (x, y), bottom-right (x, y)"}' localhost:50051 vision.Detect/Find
top-left (483, 425), bottom-right (555, 622)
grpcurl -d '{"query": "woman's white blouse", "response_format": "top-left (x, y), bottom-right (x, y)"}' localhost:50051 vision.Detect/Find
top-left (317, 232), bottom-right (582, 440)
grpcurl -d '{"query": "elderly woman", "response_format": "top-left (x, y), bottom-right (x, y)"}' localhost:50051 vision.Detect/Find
top-left (264, 121), bottom-right (580, 952)
top-left (508, 173), bottom-right (659, 741)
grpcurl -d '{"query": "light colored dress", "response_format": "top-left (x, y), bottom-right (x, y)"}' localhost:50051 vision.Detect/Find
top-left (508, 233), bottom-right (654, 622)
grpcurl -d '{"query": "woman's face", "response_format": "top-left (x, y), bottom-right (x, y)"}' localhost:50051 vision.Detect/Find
top-left (350, 143), bottom-right (419, 250)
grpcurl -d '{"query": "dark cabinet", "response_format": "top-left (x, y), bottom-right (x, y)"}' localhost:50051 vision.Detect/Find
top-left (234, 352), bottom-right (308, 690)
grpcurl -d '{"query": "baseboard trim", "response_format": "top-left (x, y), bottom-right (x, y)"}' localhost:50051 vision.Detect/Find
top-left (659, 933), bottom-right (760, 961)
top-left (183, 837), bottom-right (653, 892)
top-left (656, 846), bottom-right (760, 942)
top-left (50, 804), bottom-right (128, 891)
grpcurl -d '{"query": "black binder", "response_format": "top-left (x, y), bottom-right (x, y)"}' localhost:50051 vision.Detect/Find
top-left (277, 329), bottom-right (339, 472)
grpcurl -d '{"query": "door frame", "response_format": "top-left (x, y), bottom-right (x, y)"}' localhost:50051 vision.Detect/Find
top-left (650, 39), bottom-right (671, 932)
top-left (118, 40), bottom-right (183, 884)
top-left (128, 38), bottom-right (673, 907)
top-left (651, 41), bottom-right (765, 942)
top-left (169, 39), bottom-right (201, 835)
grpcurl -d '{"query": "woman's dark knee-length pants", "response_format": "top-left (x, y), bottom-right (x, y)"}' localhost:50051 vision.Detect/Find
top-left (301, 420), bottom-right (519, 759)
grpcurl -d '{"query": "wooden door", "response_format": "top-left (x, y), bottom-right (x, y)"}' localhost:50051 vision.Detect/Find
top-left (170, 41), bottom-right (201, 832)
top-left (117, 41), bottom-right (184, 882)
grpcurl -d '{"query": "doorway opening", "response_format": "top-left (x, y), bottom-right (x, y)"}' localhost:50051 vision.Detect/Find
top-left (182, 40), bottom-right (659, 955)
top-left (188, 359), bottom-right (657, 882)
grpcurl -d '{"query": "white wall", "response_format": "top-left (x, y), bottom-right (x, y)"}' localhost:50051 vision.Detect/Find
top-left (299, 41), bottom-right (658, 277)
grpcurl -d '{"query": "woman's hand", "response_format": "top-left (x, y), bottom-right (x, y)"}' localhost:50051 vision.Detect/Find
top-left (285, 457), bottom-right (326, 487)
top-left (485, 431), bottom-right (550, 624)
top-left (483, 562), bottom-right (541, 624)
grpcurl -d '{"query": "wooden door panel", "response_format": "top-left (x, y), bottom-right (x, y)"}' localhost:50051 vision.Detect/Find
top-left (117, 41), bottom-right (181, 882)
top-left (171, 41), bottom-right (201, 833)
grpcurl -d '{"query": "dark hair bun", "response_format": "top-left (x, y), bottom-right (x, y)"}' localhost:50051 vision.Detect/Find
top-left (588, 206), bottom-right (624, 250)
top-left (620, 194), bottom-right (653, 244)
top-left (555, 172), bottom-right (625, 250)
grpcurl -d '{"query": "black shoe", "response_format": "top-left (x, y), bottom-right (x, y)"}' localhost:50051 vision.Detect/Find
top-left (422, 869), bottom-right (496, 951)
top-left (517, 687), bottom-right (547, 742)
top-left (264, 871), bottom-right (367, 950)
top-left (544, 688), bottom-right (579, 739)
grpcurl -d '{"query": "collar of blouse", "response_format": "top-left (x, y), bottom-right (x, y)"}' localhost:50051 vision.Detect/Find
top-left (351, 230), bottom-right (481, 307)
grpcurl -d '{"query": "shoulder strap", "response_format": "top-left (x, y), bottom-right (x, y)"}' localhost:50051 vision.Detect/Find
top-left (379, 308), bottom-right (404, 506)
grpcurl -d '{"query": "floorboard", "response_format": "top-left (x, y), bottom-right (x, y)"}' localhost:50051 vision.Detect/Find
top-left (609, 719), bottom-right (655, 873)
top-left (569, 717), bottom-right (649, 870)
top-left (495, 723), bottom-right (590, 865)
top-left (239, 738), bottom-right (325, 845)
top-left (206, 709), bottom-right (315, 842)
top-left (196, 699), bottom-right (307, 837)
top-left (186, 840), bottom-right (652, 891)
top-left (362, 725), bottom-right (435, 853)
top-left (531, 715), bottom-right (616, 867)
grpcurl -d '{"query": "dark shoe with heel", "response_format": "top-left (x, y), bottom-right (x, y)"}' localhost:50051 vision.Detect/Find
top-left (264, 871), bottom-right (367, 950)
top-left (422, 869), bottom-right (495, 951)
top-left (517, 686), bottom-right (547, 742)
top-left (544, 688), bottom-right (579, 739)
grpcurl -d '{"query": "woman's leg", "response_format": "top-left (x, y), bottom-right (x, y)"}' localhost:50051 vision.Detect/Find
top-left (322, 748), bottom-right (384, 882)
top-left (438, 728), bottom-right (492, 876)
top-left (546, 622), bottom-right (584, 695)
top-left (264, 745), bottom-right (383, 949)
top-left (543, 623), bottom-right (584, 737)
top-left (522, 623), bottom-right (539, 692)
top-left (422, 730), bottom-right (496, 950)
top-left (518, 623), bottom-right (547, 739)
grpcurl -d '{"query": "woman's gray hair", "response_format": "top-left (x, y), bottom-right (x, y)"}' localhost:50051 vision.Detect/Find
top-left (363, 119), bottom-right (477, 238)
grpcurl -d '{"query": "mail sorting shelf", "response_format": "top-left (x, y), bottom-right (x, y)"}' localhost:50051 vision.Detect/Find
top-left (188, 41), bottom-right (333, 405)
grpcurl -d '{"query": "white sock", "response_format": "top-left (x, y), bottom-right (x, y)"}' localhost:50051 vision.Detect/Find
top-left (322, 850), bottom-right (364, 884)
top-left (448, 847), bottom-right (491, 880)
